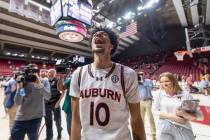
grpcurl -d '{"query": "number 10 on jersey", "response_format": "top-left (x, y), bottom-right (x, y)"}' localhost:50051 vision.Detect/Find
top-left (90, 102), bottom-right (110, 126)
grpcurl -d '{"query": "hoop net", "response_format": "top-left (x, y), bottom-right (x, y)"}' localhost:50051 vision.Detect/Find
top-left (174, 50), bottom-right (192, 61)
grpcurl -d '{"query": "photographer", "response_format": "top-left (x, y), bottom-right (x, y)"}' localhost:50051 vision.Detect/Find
top-left (11, 64), bottom-right (51, 140)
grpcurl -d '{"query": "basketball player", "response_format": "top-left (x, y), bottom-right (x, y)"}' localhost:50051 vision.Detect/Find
top-left (70, 27), bottom-right (146, 140)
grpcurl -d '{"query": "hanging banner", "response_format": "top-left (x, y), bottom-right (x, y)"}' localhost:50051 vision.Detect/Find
top-left (9, 0), bottom-right (25, 16)
top-left (26, 2), bottom-right (39, 21)
top-left (40, 9), bottom-right (51, 25)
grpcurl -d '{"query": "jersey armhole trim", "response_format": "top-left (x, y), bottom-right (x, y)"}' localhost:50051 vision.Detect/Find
top-left (121, 66), bottom-right (126, 98)
top-left (78, 67), bottom-right (83, 87)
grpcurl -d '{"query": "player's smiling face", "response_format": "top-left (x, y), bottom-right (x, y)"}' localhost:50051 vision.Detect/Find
top-left (91, 31), bottom-right (113, 54)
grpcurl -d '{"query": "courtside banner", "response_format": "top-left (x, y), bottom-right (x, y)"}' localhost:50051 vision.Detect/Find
top-left (9, 0), bottom-right (25, 16)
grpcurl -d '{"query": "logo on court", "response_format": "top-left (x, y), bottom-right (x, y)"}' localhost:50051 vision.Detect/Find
top-left (111, 75), bottom-right (119, 83)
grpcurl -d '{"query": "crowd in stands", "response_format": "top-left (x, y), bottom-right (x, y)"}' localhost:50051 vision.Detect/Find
top-left (116, 52), bottom-right (210, 96)
top-left (0, 59), bottom-right (54, 77)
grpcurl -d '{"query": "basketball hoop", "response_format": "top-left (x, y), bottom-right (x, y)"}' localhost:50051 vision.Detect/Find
top-left (174, 50), bottom-right (192, 61)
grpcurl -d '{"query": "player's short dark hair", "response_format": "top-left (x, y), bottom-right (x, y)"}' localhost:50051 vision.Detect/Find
top-left (89, 27), bottom-right (119, 54)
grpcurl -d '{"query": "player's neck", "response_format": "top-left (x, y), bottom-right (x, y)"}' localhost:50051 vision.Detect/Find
top-left (93, 54), bottom-right (112, 69)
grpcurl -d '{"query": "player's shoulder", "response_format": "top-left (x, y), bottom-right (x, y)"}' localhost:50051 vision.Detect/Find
top-left (72, 64), bottom-right (89, 75)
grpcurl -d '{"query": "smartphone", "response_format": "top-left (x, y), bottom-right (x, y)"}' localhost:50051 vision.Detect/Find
top-left (181, 99), bottom-right (200, 113)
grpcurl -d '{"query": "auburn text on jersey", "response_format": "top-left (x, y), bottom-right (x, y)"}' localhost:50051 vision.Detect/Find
top-left (80, 88), bottom-right (122, 102)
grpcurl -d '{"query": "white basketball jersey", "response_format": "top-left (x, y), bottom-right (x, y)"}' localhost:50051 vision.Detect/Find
top-left (70, 63), bottom-right (140, 140)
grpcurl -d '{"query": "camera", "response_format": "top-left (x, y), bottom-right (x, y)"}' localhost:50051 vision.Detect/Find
top-left (17, 65), bottom-right (40, 84)
top-left (55, 59), bottom-right (79, 74)
top-left (138, 75), bottom-right (142, 82)
top-left (55, 56), bottom-right (86, 74)
top-left (138, 72), bottom-right (144, 83)
top-left (24, 66), bottom-right (40, 82)
top-left (55, 65), bottom-right (68, 74)
top-left (55, 60), bottom-right (69, 74)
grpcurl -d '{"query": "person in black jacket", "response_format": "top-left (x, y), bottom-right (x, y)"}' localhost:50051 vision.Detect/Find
top-left (44, 69), bottom-right (64, 140)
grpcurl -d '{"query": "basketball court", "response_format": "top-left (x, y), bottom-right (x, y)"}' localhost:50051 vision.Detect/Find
top-left (1, 87), bottom-right (210, 140)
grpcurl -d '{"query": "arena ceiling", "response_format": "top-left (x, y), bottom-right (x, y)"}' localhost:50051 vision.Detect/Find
top-left (0, 0), bottom-right (210, 61)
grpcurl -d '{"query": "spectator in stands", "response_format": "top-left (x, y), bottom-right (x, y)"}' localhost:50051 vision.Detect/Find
top-left (11, 64), bottom-right (51, 140)
top-left (153, 72), bottom-right (203, 140)
top-left (203, 63), bottom-right (208, 74)
top-left (138, 72), bottom-right (156, 140)
top-left (200, 73), bottom-right (209, 96)
top-left (45, 69), bottom-right (64, 140)
top-left (186, 74), bottom-right (198, 93)
top-left (200, 71), bottom-right (205, 81)
top-left (179, 75), bottom-right (188, 91)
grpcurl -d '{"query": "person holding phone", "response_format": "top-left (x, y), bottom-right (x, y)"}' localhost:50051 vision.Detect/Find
top-left (153, 72), bottom-right (203, 140)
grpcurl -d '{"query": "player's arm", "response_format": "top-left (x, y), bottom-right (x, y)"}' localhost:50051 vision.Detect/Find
top-left (125, 69), bottom-right (146, 140)
top-left (129, 102), bottom-right (146, 140)
top-left (71, 96), bottom-right (81, 140)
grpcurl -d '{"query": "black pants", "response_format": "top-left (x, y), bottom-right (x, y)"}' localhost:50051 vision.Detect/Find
top-left (44, 103), bottom-right (62, 139)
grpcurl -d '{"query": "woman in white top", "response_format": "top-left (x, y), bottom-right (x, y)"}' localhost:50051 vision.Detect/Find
top-left (153, 72), bottom-right (203, 140)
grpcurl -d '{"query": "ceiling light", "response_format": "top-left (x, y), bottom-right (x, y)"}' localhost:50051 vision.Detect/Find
top-left (117, 18), bottom-right (122, 22)
top-left (6, 52), bottom-right (11, 55)
top-left (137, 12), bottom-right (143, 15)
top-left (144, 0), bottom-right (159, 9)
top-left (42, 57), bottom-right (48, 60)
top-left (155, 0), bottom-right (159, 3)
top-left (32, 55), bottom-right (35, 58)
top-left (137, 6), bottom-right (144, 11)
top-left (20, 54), bottom-right (25, 57)
top-left (107, 22), bottom-right (114, 28)
top-left (123, 12), bottom-right (133, 20)
top-left (117, 18), bottom-right (122, 24)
